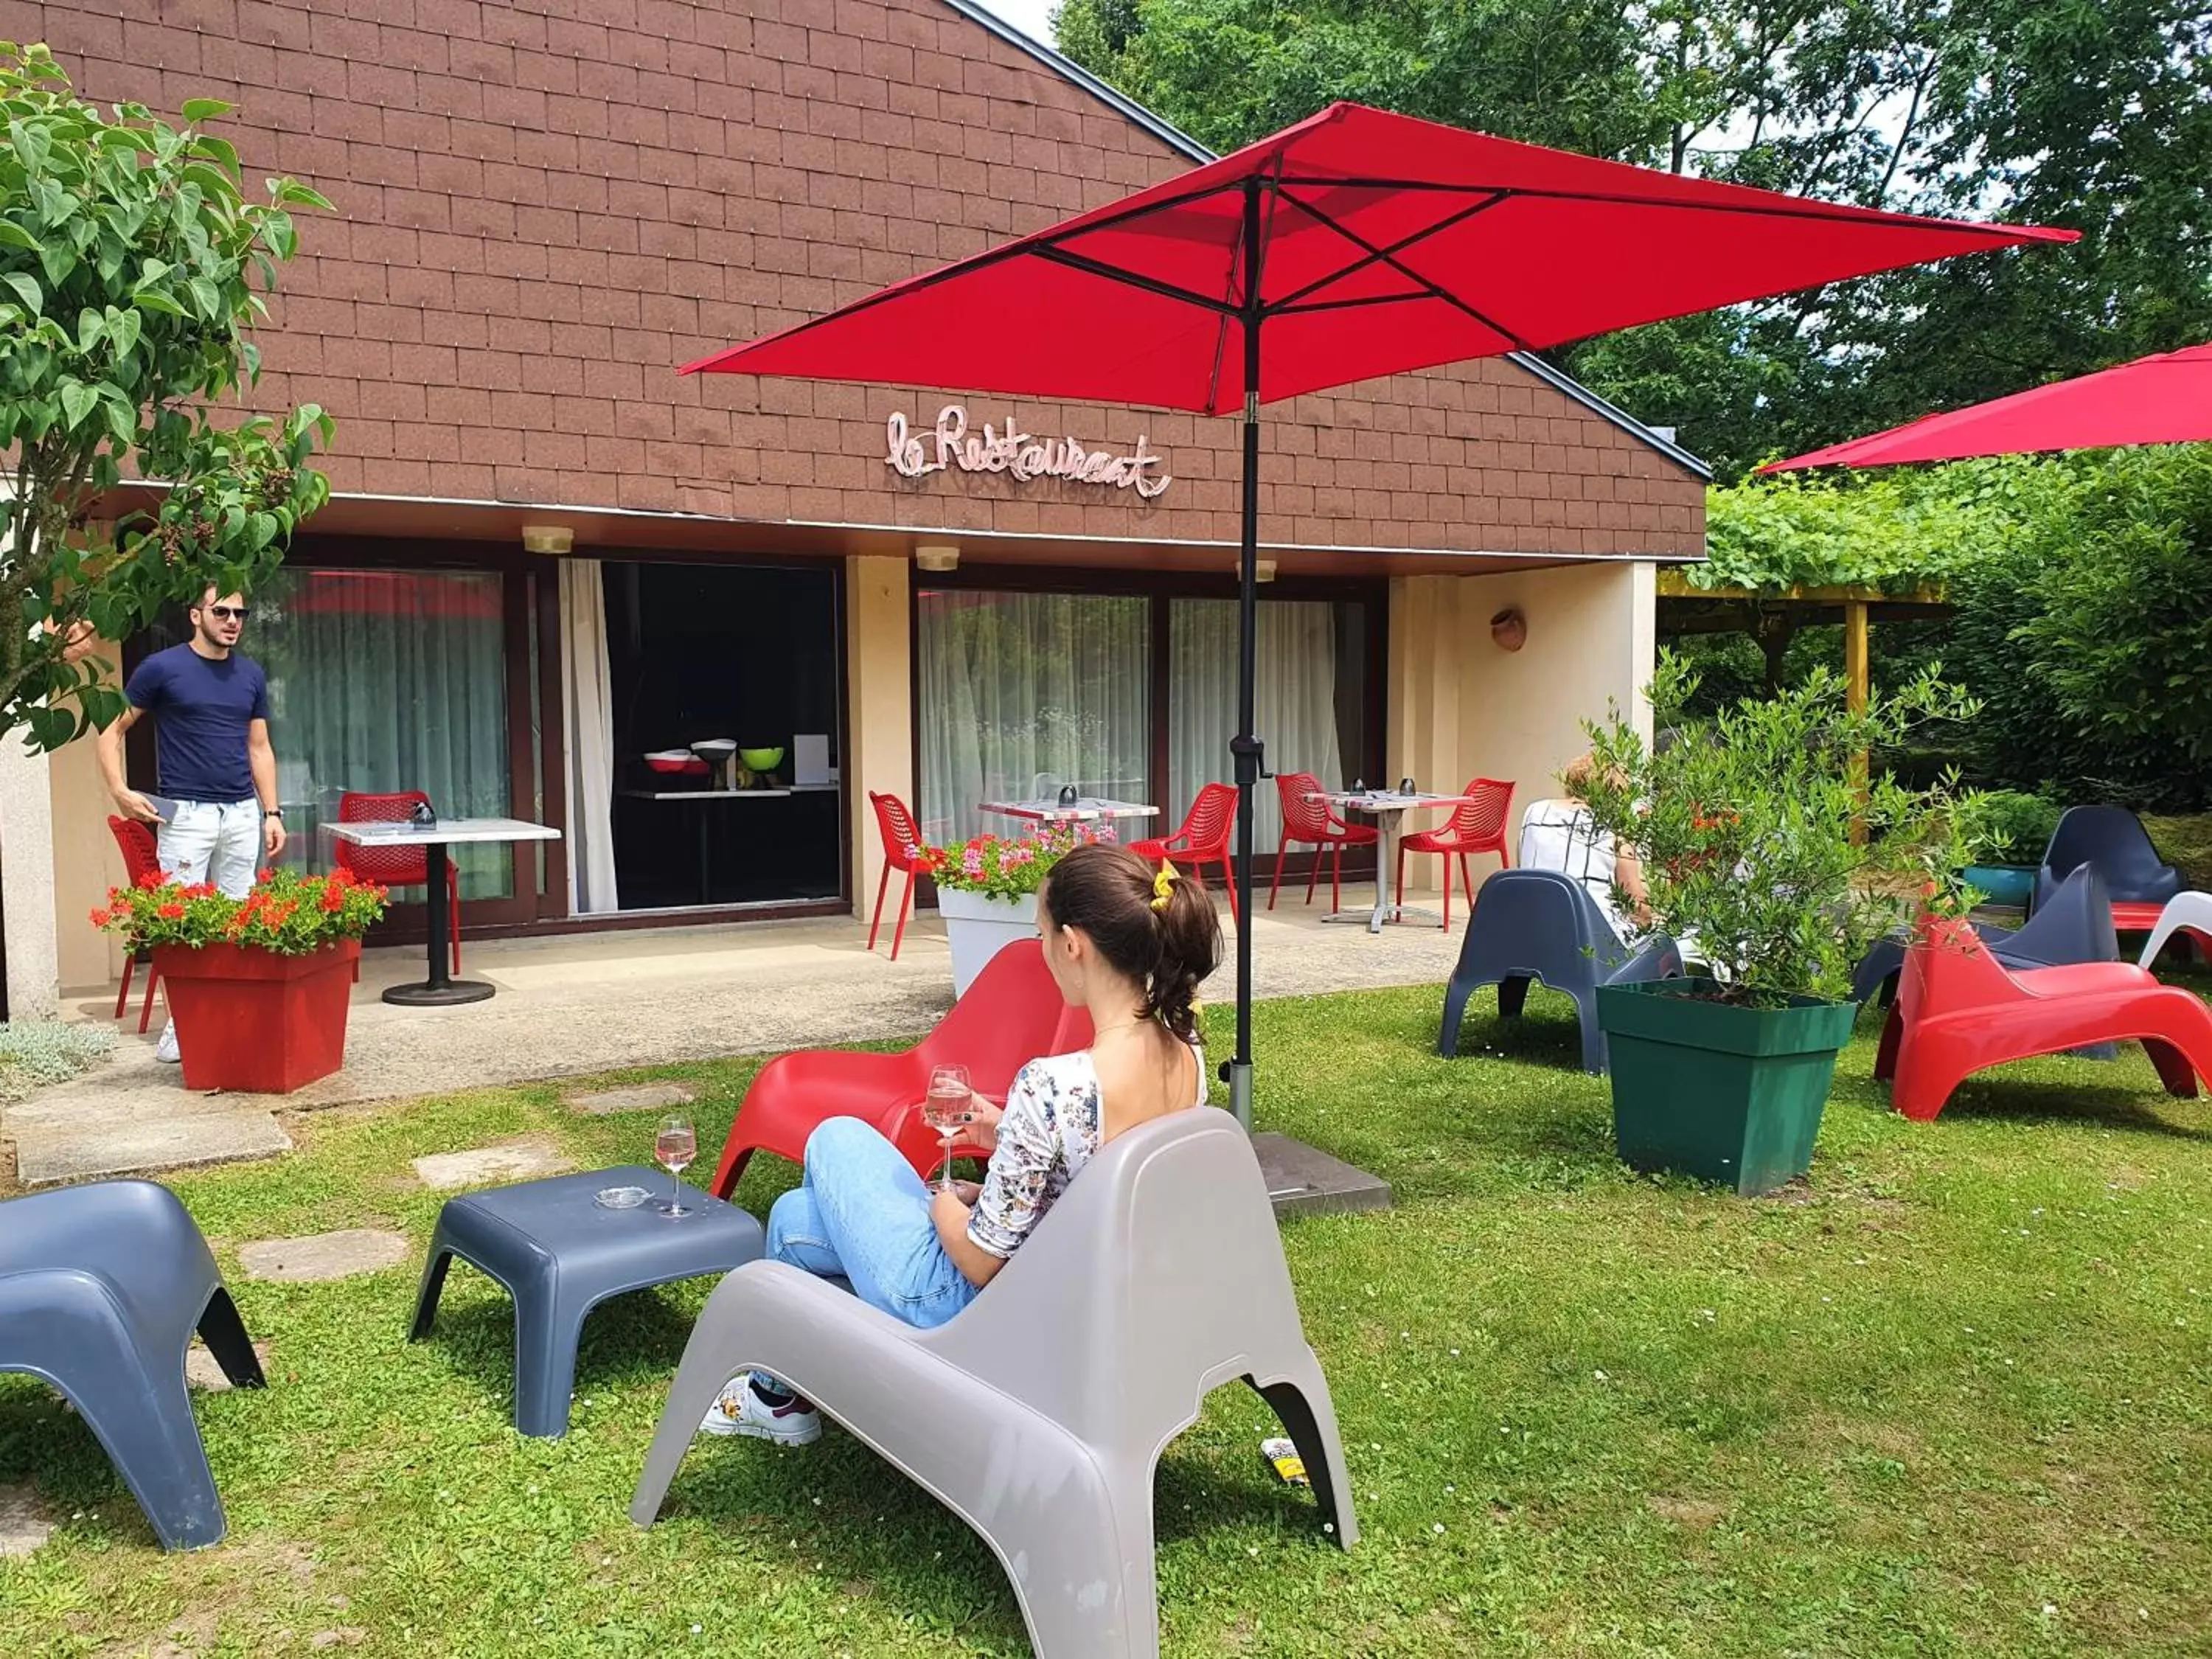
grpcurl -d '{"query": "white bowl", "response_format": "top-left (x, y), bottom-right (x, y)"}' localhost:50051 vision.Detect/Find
top-left (689, 739), bottom-right (738, 758)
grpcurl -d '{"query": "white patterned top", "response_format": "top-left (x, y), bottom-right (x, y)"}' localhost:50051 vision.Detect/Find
top-left (967, 1043), bottom-right (1208, 1260)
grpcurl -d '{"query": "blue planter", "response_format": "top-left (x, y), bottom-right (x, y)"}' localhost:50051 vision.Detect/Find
top-left (1962, 864), bottom-right (2035, 907)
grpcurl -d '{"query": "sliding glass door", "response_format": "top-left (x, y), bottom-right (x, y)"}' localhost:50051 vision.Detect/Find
top-left (916, 590), bottom-right (1150, 844)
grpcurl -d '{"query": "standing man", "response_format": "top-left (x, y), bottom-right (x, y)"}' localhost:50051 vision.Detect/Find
top-left (95, 585), bottom-right (288, 1062)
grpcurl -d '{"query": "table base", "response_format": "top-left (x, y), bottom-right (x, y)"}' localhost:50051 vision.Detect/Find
top-left (1321, 902), bottom-right (1446, 934)
top-left (383, 979), bottom-right (497, 1007)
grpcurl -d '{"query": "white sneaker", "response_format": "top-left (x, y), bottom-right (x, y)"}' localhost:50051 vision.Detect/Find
top-left (699, 1380), bottom-right (820, 1446)
top-left (154, 1022), bottom-right (181, 1064)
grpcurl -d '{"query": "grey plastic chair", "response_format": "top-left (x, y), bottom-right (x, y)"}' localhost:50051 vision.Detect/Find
top-left (1853, 863), bottom-right (2121, 1007)
top-left (410, 1165), bottom-right (765, 1438)
top-left (2138, 891), bottom-right (2212, 969)
top-left (630, 1110), bottom-right (1355, 1659)
top-left (2034, 804), bottom-right (2182, 913)
top-left (0, 1180), bottom-right (265, 1551)
top-left (1437, 867), bottom-right (1683, 1073)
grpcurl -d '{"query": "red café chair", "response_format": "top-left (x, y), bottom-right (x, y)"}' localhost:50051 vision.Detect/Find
top-left (1270, 771), bottom-right (1377, 912)
top-left (1874, 914), bottom-right (2212, 1121)
top-left (707, 938), bottom-right (1093, 1197)
top-left (334, 791), bottom-right (460, 976)
top-left (868, 790), bottom-right (929, 960)
top-left (106, 815), bottom-right (165, 1033)
top-left (1396, 778), bottom-right (1514, 931)
top-left (1129, 782), bottom-right (1239, 922)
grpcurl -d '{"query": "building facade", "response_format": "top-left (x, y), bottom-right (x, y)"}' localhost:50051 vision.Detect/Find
top-left (2, 0), bottom-right (1704, 1004)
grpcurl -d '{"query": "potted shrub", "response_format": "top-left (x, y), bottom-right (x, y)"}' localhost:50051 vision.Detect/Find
top-left (1576, 655), bottom-right (1975, 1194)
top-left (1953, 789), bottom-right (2059, 908)
top-left (94, 866), bottom-right (389, 1092)
top-left (922, 826), bottom-right (1096, 995)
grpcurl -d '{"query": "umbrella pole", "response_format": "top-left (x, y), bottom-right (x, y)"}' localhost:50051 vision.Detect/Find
top-left (1228, 180), bottom-right (1264, 1132)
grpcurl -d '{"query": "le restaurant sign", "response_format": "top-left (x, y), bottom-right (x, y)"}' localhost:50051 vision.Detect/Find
top-left (886, 404), bottom-right (1172, 498)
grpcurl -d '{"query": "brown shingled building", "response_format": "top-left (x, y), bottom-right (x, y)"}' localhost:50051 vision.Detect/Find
top-left (5, 0), bottom-right (1704, 1002)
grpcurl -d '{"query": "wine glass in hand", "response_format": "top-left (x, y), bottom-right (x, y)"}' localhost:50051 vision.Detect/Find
top-left (654, 1114), bottom-right (696, 1217)
top-left (921, 1065), bottom-right (973, 1192)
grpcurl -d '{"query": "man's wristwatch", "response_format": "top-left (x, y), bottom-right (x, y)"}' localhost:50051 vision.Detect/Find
top-left (262, 807), bottom-right (284, 821)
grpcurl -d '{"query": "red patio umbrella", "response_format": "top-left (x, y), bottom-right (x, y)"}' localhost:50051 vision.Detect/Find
top-left (1762, 341), bottom-right (2212, 470)
top-left (685, 100), bottom-right (2071, 1126)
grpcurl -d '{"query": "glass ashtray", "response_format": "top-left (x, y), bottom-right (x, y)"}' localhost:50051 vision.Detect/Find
top-left (594, 1185), bottom-right (651, 1210)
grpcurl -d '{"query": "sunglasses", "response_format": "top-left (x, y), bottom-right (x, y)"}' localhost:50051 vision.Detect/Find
top-left (202, 604), bottom-right (250, 622)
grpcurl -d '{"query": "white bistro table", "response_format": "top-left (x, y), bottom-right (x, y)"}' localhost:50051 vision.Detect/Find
top-left (978, 796), bottom-right (1161, 832)
top-left (1310, 790), bottom-right (1481, 934)
top-left (326, 816), bottom-right (562, 1006)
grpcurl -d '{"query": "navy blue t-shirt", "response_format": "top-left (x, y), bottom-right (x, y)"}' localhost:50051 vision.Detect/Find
top-left (123, 644), bottom-right (271, 804)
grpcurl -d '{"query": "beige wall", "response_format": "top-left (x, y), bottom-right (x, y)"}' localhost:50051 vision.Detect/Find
top-left (1388, 561), bottom-right (1655, 876)
top-left (51, 713), bottom-right (128, 998)
top-left (844, 555), bottom-right (914, 925)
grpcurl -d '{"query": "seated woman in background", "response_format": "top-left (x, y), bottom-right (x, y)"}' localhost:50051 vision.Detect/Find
top-left (703, 841), bottom-right (1224, 1445)
top-left (1517, 753), bottom-right (1652, 942)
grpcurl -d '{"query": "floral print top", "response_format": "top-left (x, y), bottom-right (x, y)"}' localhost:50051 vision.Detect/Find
top-left (967, 1042), bottom-right (1208, 1260)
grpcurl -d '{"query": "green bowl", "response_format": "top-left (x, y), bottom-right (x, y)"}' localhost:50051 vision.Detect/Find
top-left (739, 746), bottom-right (785, 772)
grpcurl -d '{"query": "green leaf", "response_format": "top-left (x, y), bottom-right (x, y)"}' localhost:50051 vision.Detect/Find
top-left (190, 133), bottom-right (240, 178)
top-left (2, 268), bottom-right (40, 313)
top-left (271, 179), bottom-right (333, 212)
top-left (75, 306), bottom-right (103, 353)
top-left (107, 306), bottom-right (140, 359)
top-left (130, 287), bottom-right (185, 318)
top-left (259, 210), bottom-right (296, 260)
top-left (102, 390), bottom-right (136, 445)
top-left (0, 217), bottom-right (38, 251)
top-left (185, 275), bottom-right (221, 320)
top-left (58, 378), bottom-right (96, 431)
top-left (178, 98), bottom-right (234, 125)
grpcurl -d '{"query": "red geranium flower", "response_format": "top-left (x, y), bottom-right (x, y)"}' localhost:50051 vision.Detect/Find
top-left (136, 869), bottom-right (166, 889)
top-left (90, 907), bottom-right (111, 927)
top-left (156, 902), bottom-right (186, 919)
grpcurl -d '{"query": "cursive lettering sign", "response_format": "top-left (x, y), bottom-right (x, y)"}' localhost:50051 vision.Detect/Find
top-left (886, 405), bottom-right (1172, 498)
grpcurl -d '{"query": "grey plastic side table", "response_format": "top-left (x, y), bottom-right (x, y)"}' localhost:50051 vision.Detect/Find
top-left (408, 1165), bottom-right (764, 1437)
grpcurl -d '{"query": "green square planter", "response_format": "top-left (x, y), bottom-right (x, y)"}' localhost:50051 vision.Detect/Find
top-left (1594, 978), bottom-right (1858, 1196)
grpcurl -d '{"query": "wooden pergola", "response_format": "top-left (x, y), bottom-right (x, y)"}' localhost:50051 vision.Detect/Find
top-left (1655, 570), bottom-right (1952, 714)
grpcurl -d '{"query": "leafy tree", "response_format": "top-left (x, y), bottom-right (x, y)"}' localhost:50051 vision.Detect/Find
top-left (0, 42), bottom-right (333, 750)
top-left (1054, 0), bottom-right (2212, 481)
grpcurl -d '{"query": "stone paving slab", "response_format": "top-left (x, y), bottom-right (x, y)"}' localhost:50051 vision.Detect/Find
top-left (185, 1340), bottom-right (274, 1391)
top-left (566, 1081), bottom-right (696, 1116)
top-left (411, 1139), bottom-right (574, 1190)
top-left (238, 1230), bottom-right (410, 1284)
top-left (0, 1482), bottom-right (55, 1558)
top-left (13, 1110), bottom-right (290, 1187)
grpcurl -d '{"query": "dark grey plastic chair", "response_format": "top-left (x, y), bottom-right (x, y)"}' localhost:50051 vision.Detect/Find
top-left (630, 1110), bottom-right (1355, 1659)
top-left (1853, 863), bottom-right (2119, 1006)
top-left (0, 1180), bottom-right (264, 1551)
top-left (1437, 867), bottom-right (1683, 1073)
top-left (409, 1165), bottom-right (764, 1438)
top-left (2034, 805), bottom-right (2183, 914)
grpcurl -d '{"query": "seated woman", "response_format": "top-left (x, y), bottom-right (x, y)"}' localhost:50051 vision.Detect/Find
top-left (703, 841), bottom-right (1224, 1445)
top-left (1517, 754), bottom-right (1652, 942)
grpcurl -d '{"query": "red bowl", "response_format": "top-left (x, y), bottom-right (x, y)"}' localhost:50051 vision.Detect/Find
top-left (646, 756), bottom-right (709, 776)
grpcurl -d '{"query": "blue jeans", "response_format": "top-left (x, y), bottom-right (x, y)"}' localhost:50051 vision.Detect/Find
top-left (752, 1118), bottom-right (978, 1394)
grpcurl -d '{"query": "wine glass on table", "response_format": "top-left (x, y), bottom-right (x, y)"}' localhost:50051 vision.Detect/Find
top-left (654, 1114), bottom-right (696, 1217)
top-left (921, 1064), bottom-right (973, 1192)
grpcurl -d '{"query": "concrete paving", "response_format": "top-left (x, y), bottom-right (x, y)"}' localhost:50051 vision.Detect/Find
top-left (237, 1229), bottom-right (412, 1284)
top-left (4, 887), bottom-right (1467, 1186)
top-left (411, 1139), bottom-right (574, 1189)
top-left (0, 1482), bottom-right (54, 1558)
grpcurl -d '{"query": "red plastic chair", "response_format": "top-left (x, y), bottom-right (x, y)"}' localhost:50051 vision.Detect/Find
top-left (868, 790), bottom-right (930, 959)
top-left (106, 815), bottom-right (165, 1033)
top-left (1129, 783), bottom-right (1239, 923)
top-left (1394, 778), bottom-right (1514, 931)
top-left (333, 791), bottom-right (460, 975)
top-left (1269, 772), bottom-right (1377, 911)
top-left (1874, 915), bottom-right (2212, 1121)
top-left (707, 937), bottom-right (1093, 1197)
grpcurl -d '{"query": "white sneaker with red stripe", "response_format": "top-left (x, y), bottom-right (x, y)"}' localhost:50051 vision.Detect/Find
top-left (700, 1380), bottom-right (820, 1446)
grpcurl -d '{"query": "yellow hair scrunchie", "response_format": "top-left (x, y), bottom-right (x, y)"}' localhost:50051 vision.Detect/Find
top-left (1151, 860), bottom-right (1180, 911)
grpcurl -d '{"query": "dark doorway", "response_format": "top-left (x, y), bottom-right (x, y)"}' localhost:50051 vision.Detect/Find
top-left (604, 561), bottom-right (844, 910)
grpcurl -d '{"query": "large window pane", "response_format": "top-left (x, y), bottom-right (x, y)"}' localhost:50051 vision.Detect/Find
top-left (1168, 599), bottom-right (1366, 852)
top-left (917, 591), bottom-right (1150, 845)
top-left (255, 567), bottom-right (514, 900)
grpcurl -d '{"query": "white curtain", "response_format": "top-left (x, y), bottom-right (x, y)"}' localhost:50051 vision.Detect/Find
top-left (1168, 599), bottom-right (1344, 851)
top-left (559, 560), bottom-right (621, 914)
top-left (917, 591), bottom-right (1150, 845)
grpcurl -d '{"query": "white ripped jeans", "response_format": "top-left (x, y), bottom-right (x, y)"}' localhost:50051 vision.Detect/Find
top-left (157, 799), bottom-right (262, 898)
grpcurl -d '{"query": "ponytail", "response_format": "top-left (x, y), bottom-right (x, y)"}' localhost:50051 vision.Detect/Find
top-left (1040, 843), bottom-right (1223, 1043)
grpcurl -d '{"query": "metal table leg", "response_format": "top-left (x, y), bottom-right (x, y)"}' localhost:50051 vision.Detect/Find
top-left (383, 840), bottom-right (495, 1006)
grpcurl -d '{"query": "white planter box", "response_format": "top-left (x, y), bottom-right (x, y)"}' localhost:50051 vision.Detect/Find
top-left (938, 888), bottom-right (1038, 998)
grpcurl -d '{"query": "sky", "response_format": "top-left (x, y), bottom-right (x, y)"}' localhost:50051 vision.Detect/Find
top-left (971, 0), bottom-right (1057, 46)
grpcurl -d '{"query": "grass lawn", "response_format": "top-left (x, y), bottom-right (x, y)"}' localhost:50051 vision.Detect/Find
top-left (5, 973), bottom-right (2212, 1657)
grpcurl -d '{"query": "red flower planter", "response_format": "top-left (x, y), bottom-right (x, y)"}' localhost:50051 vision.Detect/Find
top-left (153, 939), bottom-right (361, 1093)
